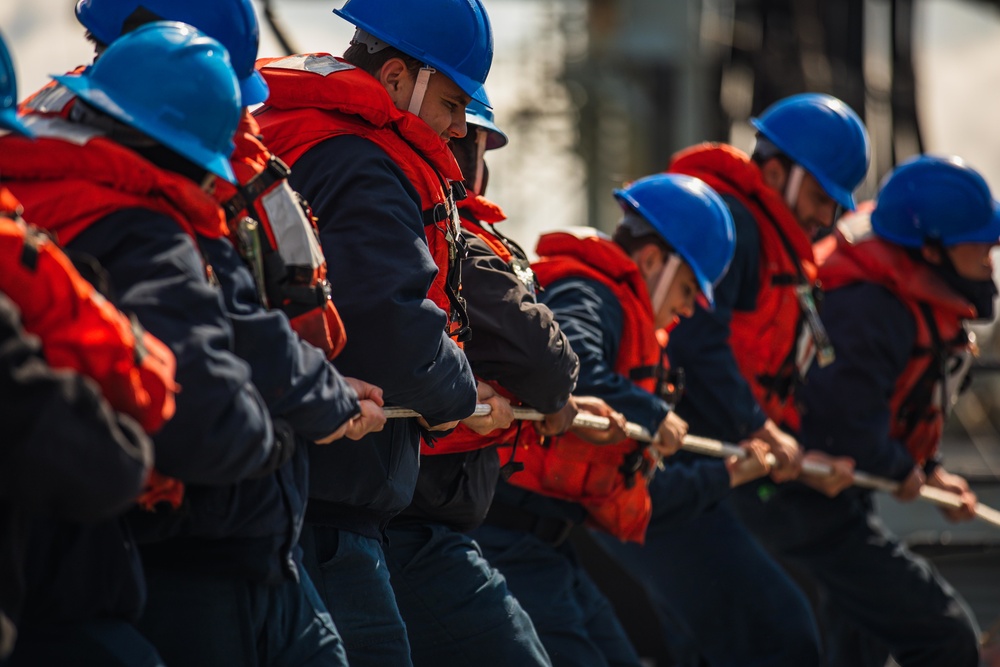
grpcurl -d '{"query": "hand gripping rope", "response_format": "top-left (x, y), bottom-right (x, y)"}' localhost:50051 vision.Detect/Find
top-left (383, 404), bottom-right (1000, 530)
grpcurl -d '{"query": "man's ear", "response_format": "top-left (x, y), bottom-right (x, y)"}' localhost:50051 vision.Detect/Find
top-left (633, 243), bottom-right (664, 280)
top-left (378, 58), bottom-right (410, 99)
top-left (759, 156), bottom-right (788, 192)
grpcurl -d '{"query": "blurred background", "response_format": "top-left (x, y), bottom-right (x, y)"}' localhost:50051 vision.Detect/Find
top-left (3, 0), bottom-right (1000, 663)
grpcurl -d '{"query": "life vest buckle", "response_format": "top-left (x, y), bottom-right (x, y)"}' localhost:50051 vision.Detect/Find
top-left (796, 284), bottom-right (835, 367)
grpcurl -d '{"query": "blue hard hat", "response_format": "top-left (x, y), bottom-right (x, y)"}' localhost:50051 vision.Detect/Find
top-left (871, 154), bottom-right (1000, 248)
top-left (75, 0), bottom-right (269, 105)
top-left (334, 0), bottom-right (494, 107)
top-left (55, 21), bottom-right (241, 183)
top-left (0, 31), bottom-right (32, 138)
top-left (465, 98), bottom-right (507, 150)
top-left (614, 174), bottom-right (736, 307)
top-left (751, 93), bottom-right (870, 211)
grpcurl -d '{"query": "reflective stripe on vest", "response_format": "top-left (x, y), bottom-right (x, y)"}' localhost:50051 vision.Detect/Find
top-left (218, 114), bottom-right (347, 359)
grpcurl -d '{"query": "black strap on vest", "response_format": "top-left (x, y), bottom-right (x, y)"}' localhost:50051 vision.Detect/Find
top-left (498, 421), bottom-right (526, 480)
top-left (406, 142), bottom-right (472, 343)
top-left (897, 303), bottom-right (953, 436)
top-left (629, 357), bottom-right (685, 405)
top-left (770, 274), bottom-right (799, 287)
top-left (18, 225), bottom-right (43, 272)
top-left (221, 155), bottom-right (292, 224)
top-left (619, 442), bottom-right (652, 489)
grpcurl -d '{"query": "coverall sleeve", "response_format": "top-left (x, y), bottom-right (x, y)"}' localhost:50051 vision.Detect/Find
top-left (645, 455), bottom-right (734, 526)
top-left (0, 292), bottom-right (152, 522)
top-left (70, 210), bottom-right (279, 485)
top-left (199, 236), bottom-right (360, 440)
top-left (799, 282), bottom-right (918, 481)
top-left (540, 276), bottom-right (670, 433)
top-left (289, 136), bottom-right (477, 425)
top-left (666, 197), bottom-right (768, 442)
top-left (460, 232), bottom-right (579, 413)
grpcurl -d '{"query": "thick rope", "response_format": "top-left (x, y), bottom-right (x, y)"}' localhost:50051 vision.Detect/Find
top-left (385, 403), bottom-right (1000, 529)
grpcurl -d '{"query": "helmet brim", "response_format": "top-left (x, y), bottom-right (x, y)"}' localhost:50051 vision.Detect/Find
top-left (465, 81), bottom-right (491, 109)
top-left (239, 69), bottom-right (269, 107)
top-left (468, 114), bottom-right (507, 149)
top-left (55, 72), bottom-right (237, 184)
top-left (814, 177), bottom-right (857, 212)
top-left (944, 199), bottom-right (1000, 246)
top-left (690, 265), bottom-right (716, 309)
top-left (0, 109), bottom-right (33, 138)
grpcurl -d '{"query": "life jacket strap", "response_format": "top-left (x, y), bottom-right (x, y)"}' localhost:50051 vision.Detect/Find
top-left (222, 155), bottom-right (293, 224)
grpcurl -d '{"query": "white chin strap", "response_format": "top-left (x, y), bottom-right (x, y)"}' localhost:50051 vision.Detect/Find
top-left (784, 164), bottom-right (805, 210)
top-left (473, 128), bottom-right (488, 194)
top-left (407, 66), bottom-right (436, 116)
top-left (650, 253), bottom-right (683, 316)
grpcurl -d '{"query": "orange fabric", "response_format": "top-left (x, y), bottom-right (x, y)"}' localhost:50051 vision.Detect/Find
top-left (817, 207), bottom-right (974, 464)
top-left (255, 56), bottom-right (464, 332)
top-left (0, 193), bottom-right (183, 510)
top-left (669, 143), bottom-right (817, 428)
top-left (222, 112), bottom-right (273, 194)
top-left (0, 201), bottom-right (178, 434)
top-left (500, 231), bottom-right (662, 543)
top-left (0, 124), bottom-right (231, 512)
top-left (135, 470), bottom-right (185, 511)
top-left (0, 188), bottom-right (21, 218)
top-left (0, 125), bottom-right (227, 245)
top-left (23, 79), bottom-right (347, 360)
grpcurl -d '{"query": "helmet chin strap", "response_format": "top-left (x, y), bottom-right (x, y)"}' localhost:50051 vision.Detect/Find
top-left (407, 66), bottom-right (435, 116)
top-left (650, 253), bottom-right (683, 316)
top-left (472, 127), bottom-right (488, 194)
top-left (784, 164), bottom-right (805, 210)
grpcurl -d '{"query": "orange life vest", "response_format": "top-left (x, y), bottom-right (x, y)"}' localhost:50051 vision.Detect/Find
top-left (423, 195), bottom-right (527, 456)
top-left (669, 143), bottom-right (820, 428)
top-left (216, 112), bottom-right (346, 359)
top-left (501, 229), bottom-right (664, 543)
top-left (458, 194), bottom-right (512, 262)
top-left (254, 54), bottom-right (470, 342)
top-left (815, 207), bottom-right (975, 464)
top-left (0, 118), bottom-right (234, 510)
top-left (0, 186), bottom-right (181, 509)
top-left (21, 79), bottom-right (347, 359)
top-left (0, 117), bottom-right (228, 244)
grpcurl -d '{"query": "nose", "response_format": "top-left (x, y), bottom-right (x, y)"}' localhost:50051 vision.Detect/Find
top-left (678, 296), bottom-right (696, 319)
top-left (451, 116), bottom-right (468, 140)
